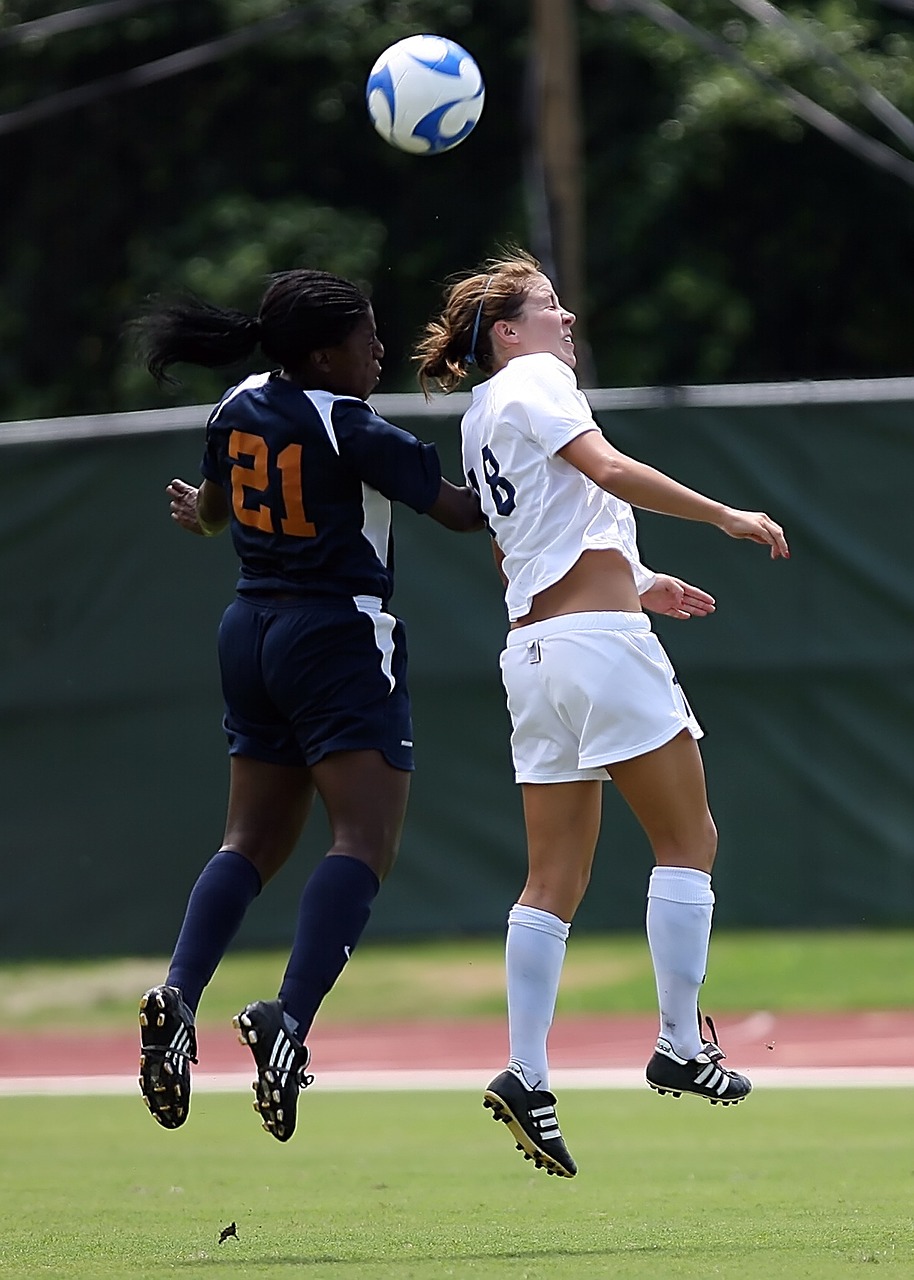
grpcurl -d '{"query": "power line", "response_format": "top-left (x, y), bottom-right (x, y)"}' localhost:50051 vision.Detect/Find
top-left (0, 9), bottom-right (307, 137)
top-left (728, 0), bottom-right (914, 154)
top-left (0, 0), bottom-right (174, 49)
top-left (590, 0), bottom-right (914, 188)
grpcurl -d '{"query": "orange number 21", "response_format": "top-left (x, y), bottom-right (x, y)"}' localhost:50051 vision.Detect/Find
top-left (228, 430), bottom-right (316, 538)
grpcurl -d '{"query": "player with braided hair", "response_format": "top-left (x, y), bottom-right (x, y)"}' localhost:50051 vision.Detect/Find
top-left (134, 269), bottom-right (482, 1142)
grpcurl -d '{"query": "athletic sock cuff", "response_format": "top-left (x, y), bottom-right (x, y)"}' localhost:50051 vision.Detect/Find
top-left (216, 847), bottom-right (264, 895)
top-left (647, 866), bottom-right (715, 906)
top-left (508, 903), bottom-right (571, 941)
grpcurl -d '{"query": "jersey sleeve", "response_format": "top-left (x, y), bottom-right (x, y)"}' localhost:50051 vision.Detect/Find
top-left (510, 355), bottom-right (597, 456)
top-left (200, 383), bottom-right (245, 483)
top-left (333, 401), bottom-right (443, 514)
top-left (200, 406), bottom-right (222, 483)
top-left (632, 559), bottom-right (658, 594)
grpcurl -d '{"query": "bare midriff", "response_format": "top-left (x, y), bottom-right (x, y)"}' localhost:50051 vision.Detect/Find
top-left (510, 548), bottom-right (641, 629)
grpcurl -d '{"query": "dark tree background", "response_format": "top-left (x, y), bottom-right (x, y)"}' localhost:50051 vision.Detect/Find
top-left (1, 0), bottom-right (913, 419)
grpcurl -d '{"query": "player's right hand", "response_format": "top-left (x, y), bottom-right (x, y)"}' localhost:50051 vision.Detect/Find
top-left (167, 477), bottom-right (207, 535)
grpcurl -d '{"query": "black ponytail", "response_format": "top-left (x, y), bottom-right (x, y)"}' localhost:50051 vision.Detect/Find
top-left (136, 296), bottom-right (261, 384)
top-left (135, 269), bottom-right (372, 385)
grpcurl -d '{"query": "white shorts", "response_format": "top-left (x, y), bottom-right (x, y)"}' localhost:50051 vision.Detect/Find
top-left (499, 611), bottom-right (703, 784)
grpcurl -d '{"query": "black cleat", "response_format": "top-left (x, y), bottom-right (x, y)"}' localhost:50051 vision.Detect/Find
top-left (646, 1023), bottom-right (752, 1105)
top-left (233, 999), bottom-right (313, 1142)
top-left (138, 985), bottom-right (198, 1129)
top-left (483, 1069), bottom-right (577, 1178)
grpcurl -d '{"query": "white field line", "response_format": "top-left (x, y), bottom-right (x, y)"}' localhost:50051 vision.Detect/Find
top-left (3, 1066), bottom-right (914, 1097)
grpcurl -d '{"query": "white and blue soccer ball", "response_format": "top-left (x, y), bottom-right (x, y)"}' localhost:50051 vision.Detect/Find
top-left (366, 34), bottom-right (485, 156)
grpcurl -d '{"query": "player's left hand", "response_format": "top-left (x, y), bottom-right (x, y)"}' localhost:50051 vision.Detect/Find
top-left (167, 477), bottom-right (207, 535)
top-left (640, 574), bottom-right (716, 620)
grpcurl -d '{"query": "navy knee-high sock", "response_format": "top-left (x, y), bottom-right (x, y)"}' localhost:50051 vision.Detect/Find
top-left (279, 854), bottom-right (380, 1038)
top-left (166, 849), bottom-right (262, 1014)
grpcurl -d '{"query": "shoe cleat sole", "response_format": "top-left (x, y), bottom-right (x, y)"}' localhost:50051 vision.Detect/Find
top-left (483, 1089), bottom-right (575, 1178)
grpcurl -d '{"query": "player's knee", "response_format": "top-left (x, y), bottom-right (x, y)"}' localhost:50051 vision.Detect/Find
top-left (522, 864), bottom-right (591, 919)
top-left (329, 839), bottom-right (399, 882)
top-left (654, 815), bottom-right (717, 873)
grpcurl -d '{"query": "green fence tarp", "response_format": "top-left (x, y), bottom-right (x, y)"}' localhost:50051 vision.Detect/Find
top-left (1, 399), bottom-right (912, 958)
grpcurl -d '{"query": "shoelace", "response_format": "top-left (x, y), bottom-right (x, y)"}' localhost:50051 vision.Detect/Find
top-left (698, 1008), bottom-right (727, 1064)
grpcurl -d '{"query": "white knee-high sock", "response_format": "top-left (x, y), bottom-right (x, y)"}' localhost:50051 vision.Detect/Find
top-left (646, 866), bottom-right (715, 1060)
top-left (505, 904), bottom-right (570, 1091)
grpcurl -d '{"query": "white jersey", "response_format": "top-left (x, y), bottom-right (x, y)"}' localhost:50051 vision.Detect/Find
top-left (460, 352), bottom-right (656, 621)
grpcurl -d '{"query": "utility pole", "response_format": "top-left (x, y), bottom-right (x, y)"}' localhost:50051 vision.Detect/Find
top-left (530, 0), bottom-right (592, 382)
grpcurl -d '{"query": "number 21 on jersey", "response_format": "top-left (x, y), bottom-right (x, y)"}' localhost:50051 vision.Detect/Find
top-left (228, 430), bottom-right (316, 538)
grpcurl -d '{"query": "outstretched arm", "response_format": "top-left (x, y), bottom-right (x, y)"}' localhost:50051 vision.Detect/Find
top-left (167, 477), bottom-right (230, 537)
top-left (426, 478), bottom-right (485, 532)
top-left (559, 431), bottom-right (789, 560)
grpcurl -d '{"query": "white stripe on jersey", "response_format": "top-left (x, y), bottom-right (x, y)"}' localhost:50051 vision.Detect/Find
top-left (304, 391), bottom-right (393, 574)
top-left (359, 481), bottom-right (392, 567)
top-left (209, 371), bottom-right (271, 423)
top-left (304, 388), bottom-right (348, 454)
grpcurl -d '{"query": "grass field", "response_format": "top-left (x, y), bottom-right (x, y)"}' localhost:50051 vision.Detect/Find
top-left (3, 931), bottom-right (913, 1277)
top-left (1, 1088), bottom-right (912, 1278)
top-left (3, 928), bottom-right (913, 1034)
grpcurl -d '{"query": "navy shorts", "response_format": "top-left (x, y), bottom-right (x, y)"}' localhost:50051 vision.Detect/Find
top-left (217, 592), bottom-right (415, 771)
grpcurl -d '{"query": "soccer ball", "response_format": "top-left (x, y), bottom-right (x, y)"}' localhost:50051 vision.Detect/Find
top-left (365, 34), bottom-right (485, 156)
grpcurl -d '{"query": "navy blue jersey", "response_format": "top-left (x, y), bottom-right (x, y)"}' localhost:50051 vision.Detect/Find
top-left (200, 371), bottom-right (442, 604)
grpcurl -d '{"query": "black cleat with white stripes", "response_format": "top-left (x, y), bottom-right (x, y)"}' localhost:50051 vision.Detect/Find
top-left (233, 999), bottom-right (313, 1142)
top-left (138, 985), bottom-right (198, 1129)
top-left (483, 1069), bottom-right (577, 1177)
top-left (646, 1034), bottom-right (752, 1105)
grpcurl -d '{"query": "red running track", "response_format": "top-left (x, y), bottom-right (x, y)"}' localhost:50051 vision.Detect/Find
top-left (2, 1010), bottom-right (913, 1078)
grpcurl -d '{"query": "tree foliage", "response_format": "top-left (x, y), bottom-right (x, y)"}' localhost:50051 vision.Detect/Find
top-left (581, 0), bottom-right (914, 383)
top-left (0, 0), bottom-right (912, 418)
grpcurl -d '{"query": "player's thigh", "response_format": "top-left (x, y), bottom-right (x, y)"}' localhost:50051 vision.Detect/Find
top-left (221, 755), bottom-right (316, 882)
top-left (519, 779), bottom-right (603, 921)
top-left (606, 731), bottom-right (717, 871)
top-left (309, 749), bottom-right (411, 880)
